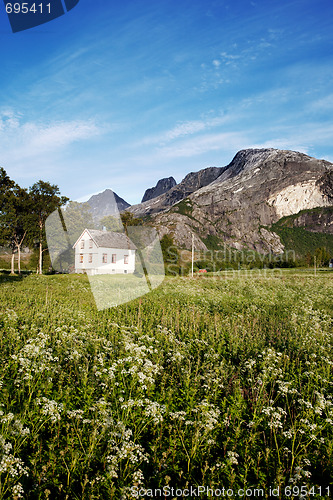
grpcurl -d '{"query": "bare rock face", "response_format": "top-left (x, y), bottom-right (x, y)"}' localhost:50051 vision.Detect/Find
top-left (316, 170), bottom-right (333, 202)
top-left (267, 180), bottom-right (330, 218)
top-left (141, 177), bottom-right (177, 203)
top-left (156, 213), bottom-right (209, 251)
top-left (130, 166), bottom-right (225, 217)
top-left (151, 149), bottom-right (333, 253)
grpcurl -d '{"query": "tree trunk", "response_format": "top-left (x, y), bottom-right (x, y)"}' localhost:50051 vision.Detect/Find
top-left (17, 232), bottom-right (26, 275)
top-left (10, 251), bottom-right (15, 274)
top-left (18, 245), bottom-right (21, 274)
top-left (39, 240), bottom-right (43, 275)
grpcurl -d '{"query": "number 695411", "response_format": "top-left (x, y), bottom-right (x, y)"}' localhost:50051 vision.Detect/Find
top-left (5, 3), bottom-right (51, 14)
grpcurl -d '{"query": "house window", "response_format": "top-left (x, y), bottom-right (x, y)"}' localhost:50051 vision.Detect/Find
top-left (79, 254), bottom-right (84, 263)
top-left (80, 240), bottom-right (85, 249)
top-left (89, 239), bottom-right (93, 248)
top-left (88, 254), bottom-right (93, 263)
top-left (124, 255), bottom-right (129, 264)
top-left (102, 253), bottom-right (107, 263)
top-left (112, 254), bottom-right (116, 263)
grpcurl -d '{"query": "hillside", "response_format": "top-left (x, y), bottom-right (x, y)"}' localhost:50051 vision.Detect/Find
top-left (270, 206), bottom-right (333, 257)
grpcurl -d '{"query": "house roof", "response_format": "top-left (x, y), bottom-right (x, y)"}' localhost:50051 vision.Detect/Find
top-left (74, 229), bottom-right (137, 250)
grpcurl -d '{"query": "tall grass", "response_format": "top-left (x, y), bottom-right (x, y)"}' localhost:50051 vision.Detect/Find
top-left (0, 270), bottom-right (332, 498)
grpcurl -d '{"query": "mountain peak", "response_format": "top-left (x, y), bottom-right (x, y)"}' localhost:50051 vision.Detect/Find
top-left (141, 177), bottom-right (177, 203)
top-left (87, 189), bottom-right (130, 222)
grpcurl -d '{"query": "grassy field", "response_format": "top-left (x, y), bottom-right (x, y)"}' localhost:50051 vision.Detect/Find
top-left (0, 270), bottom-right (332, 499)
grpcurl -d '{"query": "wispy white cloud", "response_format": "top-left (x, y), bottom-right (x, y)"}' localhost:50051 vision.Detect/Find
top-left (193, 124), bottom-right (332, 160)
top-left (0, 110), bottom-right (102, 159)
top-left (254, 122), bottom-right (333, 154)
top-left (0, 110), bottom-right (22, 130)
top-left (133, 118), bottom-right (333, 165)
top-left (26, 121), bottom-right (101, 153)
top-left (158, 131), bottom-right (250, 158)
top-left (135, 115), bottom-right (228, 147)
top-left (267, 28), bottom-right (284, 40)
top-left (310, 93), bottom-right (333, 111)
top-left (0, 109), bottom-right (104, 181)
top-left (251, 139), bottom-right (310, 155)
top-left (220, 51), bottom-right (241, 61)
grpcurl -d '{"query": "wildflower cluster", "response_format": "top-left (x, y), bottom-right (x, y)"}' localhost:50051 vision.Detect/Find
top-left (0, 270), bottom-right (332, 497)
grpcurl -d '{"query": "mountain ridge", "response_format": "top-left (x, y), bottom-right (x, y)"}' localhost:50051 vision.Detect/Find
top-left (150, 148), bottom-right (333, 253)
top-left (130, 166), bottom-right (226, 217)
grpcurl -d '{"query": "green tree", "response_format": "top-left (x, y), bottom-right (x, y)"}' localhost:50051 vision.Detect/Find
top-left (100, 214), bottom-right (123, 232)
top-left (100, 212), bottom-right (143, 234)
top-left (0, 170), bottom-right (28, 273)
top-left (29, 181), bottom-right (69, 274)
top-left (120, 211), bottom-right (143, 232)
top-left (0, 167), bottom-right (15, 211)
top-left (2, 186), bottom-right (32, 274)
top-left (160, 234), bottom-right (180, 275)
top-left (305, 251), bottom-right (312, 267)
top-left (314, 247), bottom-right (330, 267)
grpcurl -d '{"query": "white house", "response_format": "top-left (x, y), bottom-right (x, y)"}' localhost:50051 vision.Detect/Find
top-left (73, 229), bottom-right (137, 275)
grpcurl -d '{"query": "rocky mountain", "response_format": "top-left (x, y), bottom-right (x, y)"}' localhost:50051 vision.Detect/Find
top-left (87, 189), bottom-right (130, 222)
top-left (130, 166), bottom-right (225, 217)
top-left (149, 148), bottom-right (333, 254)
top-left (142, 177), bottom-right (177, 203)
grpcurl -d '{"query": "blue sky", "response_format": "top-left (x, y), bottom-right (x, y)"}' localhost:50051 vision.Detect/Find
top-left (1, 0), bottom-right (333, 204)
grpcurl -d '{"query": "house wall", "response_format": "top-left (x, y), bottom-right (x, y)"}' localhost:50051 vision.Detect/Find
top-left (94, 248), bottom-right (136, 275)
top-left (74, 230), bottom-right (136, 275)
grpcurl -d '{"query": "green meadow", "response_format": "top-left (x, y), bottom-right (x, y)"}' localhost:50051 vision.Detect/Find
top-left (0, 270), bottom-right (332, 499)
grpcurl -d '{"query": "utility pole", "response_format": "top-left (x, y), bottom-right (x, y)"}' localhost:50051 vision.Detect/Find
top-left (191, 233), bottom-right (194, 278)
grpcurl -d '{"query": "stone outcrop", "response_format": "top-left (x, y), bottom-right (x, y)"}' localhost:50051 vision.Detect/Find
top-left (141, 177), bottom-right (177, 203)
